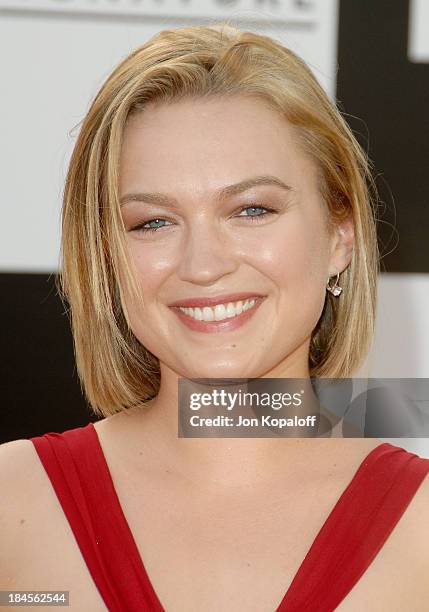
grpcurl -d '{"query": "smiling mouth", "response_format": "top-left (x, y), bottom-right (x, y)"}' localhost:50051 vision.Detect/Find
top-left (169, 296), bottom-right (266, 333)
top-left (176, 297), bottom-right (259, 322)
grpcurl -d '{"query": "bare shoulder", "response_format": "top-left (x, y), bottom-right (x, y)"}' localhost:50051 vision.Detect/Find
top-left (410, 466), bottom-right (429, 548)
top-left (402, 451), bottom-right (429, 532)
top-left (0, 437), bottom-right (43, 505)
top-left (0, 437), bottom-right (44, 516)
top-left (0, 440), bottom-right (46, 492)
top-left (0, 438), bottom-right (50, 579)
top-left (393, 461), bottom-right (429, 595)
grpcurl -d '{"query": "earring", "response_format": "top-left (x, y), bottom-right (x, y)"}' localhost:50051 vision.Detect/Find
top-left (326, 272), bottom-right (342, 296)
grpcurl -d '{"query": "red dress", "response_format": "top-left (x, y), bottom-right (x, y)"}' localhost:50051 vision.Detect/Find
top-left (30, 423), bottom-right (429, 611)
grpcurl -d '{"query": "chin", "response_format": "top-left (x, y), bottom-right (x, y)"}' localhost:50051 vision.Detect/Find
top-left (179, 361), bottom-right (261, 381)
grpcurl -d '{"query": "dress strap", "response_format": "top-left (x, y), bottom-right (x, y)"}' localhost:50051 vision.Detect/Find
top-left (277, 443), bottom-right (429, 611)
top-left (31, 423), bottom-right (164, 612)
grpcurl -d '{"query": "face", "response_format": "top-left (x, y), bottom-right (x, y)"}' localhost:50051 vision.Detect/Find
top-left (118, 96), bottom-right (353, 380)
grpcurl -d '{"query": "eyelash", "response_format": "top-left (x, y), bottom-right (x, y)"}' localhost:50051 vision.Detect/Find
top-left (131, 205), bottom-right (277, 234)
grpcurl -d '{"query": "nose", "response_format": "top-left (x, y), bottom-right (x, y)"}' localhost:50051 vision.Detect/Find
top-left (177, 221), bottom-right (239, 285)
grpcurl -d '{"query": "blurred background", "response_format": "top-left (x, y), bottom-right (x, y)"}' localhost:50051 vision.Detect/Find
top-left (0, 0), bottom-right (428, 454)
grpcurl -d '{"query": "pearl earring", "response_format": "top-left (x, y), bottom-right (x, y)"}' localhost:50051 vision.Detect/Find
top-left (326, 272), bottom-right (342, 296)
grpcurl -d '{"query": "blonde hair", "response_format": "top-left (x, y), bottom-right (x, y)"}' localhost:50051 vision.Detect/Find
top-left (57, 23), bottom-right (379, 417)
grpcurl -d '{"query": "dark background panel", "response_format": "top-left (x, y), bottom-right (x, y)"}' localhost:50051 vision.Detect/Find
top-left (336, 0), bottom-right (429, 272)
top-left (0, 273), bottom-right (99, 444)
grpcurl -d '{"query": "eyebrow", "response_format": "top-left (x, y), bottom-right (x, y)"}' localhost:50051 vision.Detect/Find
top-left (119, 175), bottom-right (293, 207)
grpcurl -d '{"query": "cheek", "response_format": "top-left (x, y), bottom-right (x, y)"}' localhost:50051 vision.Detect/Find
top-left (249, 216), bottom-right (329, 340)
top-left (126, 238), bottom-right (176, 294)
top-left (117, 240), bottom-right (175, 345)
top-left (249, 216), bottom-right (329, 288)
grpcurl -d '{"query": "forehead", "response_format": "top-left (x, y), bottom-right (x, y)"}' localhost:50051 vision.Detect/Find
top-left (119, 96), bottom-right (318, 196)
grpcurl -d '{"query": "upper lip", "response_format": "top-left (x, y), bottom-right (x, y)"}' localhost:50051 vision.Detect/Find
top-left (168, 292), bottom-right (265, 308)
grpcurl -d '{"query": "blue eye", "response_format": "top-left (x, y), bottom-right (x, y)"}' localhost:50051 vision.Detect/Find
top-left (237, 206), bottom-right (276, 223)
top-left (132, 218), bottom-right (172, 234)
top-left (236, 205), bottom-right (274, 219)
top-left (131, 205), bottom-right (276, 234)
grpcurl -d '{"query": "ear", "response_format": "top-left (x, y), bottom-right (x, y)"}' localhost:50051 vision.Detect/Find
top-left (328, 215), bottom-right (355, 276)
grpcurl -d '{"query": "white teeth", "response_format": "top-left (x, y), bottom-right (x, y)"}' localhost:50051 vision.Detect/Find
top-left (202, 306), bottom-right (214, 321)
top-left (214, 304), bottom-right (227, 321)
top-left (193, 307), bottom-right (203, 320)
top-left (226, 302), bottom-right (237, 318)
top-left (235, 301), bottom-right (243, 315)
top-left (178, 298), bottom-right (257, 321)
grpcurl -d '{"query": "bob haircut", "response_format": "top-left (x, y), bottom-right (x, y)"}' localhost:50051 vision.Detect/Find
top-left (57, 23), bottom-right (379, 418)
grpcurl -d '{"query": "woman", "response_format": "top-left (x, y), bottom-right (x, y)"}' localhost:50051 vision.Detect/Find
top-left (1, 24), bottom-right (428, 612)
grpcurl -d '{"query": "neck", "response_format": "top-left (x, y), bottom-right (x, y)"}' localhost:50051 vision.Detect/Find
top-left (121, 348), bottom-right (339, 487)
